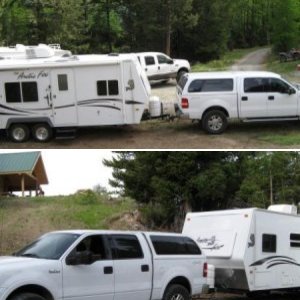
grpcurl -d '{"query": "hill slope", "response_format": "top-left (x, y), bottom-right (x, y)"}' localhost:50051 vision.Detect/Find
top-left (0, 193), bottom-right (136, 254)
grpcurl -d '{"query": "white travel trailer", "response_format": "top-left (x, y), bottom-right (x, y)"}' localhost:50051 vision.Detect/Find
top-left (182, 205), bottom-right (300, 293)
top-left (0, 48), bottom-right (152, 142)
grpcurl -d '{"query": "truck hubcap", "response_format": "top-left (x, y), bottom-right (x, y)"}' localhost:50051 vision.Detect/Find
top-left (208, 115), bottom-right (223, 131)
top-left (171, 294), bottom-right (184, 300)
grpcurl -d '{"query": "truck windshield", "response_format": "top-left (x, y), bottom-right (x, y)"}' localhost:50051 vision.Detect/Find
top-left (15, 233), bottom-right (81, 260)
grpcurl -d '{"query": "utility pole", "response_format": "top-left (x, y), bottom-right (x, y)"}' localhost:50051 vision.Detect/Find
top-left (270, 169), bottom-right (273, 205)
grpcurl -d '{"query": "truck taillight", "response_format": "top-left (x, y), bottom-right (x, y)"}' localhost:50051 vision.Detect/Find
top-left (181, 98), bottom-right (189, 109)
top-left (203, 262), bottom-right (208, 278)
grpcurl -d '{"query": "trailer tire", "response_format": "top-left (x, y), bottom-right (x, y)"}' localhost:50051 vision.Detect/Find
top-left (202, 110), bottom-right (228, 134)
top-left (10, 293), bottom-right (46, 300)
top-left (8, 124), bottom-right (30, 143)
top-left (163, 284), bottom-right (190, 300)
top-left (32, 123), bottom-right (53, 143)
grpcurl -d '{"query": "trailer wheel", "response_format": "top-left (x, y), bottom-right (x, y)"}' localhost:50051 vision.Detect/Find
top-left (10, 293), bottom-right (46, 300)
top-left (8, 124), bottom-right (30, 143)
top-left (32, 123), bottom-right (53, 143)
top-left (163, 284), bottom-right (190, 300)
top-left (202, 110), bottom-right (228, 134)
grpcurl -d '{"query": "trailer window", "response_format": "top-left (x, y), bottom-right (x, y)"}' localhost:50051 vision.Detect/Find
top-left (22, 82), bottom-right (38, 102)
top-left (290, 233), bottom-right (300, 248)
top-left (110, 235), bottom-right (144, 260)
top-left (97, 81), bottom-right (107, 96)
top-left (58, 74), bottom-right (68, 91)
top-left (108, 80), bottom-right (119, 96)
top-left (262, 234), bottom-right (276, 253)
top-left (5, 83), bottom-right (21, 103)
top-left (5, 82), bottom-right (38, 103)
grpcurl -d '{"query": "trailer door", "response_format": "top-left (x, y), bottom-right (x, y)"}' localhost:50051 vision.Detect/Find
top-left (51, 69), bottom-right (77, 126)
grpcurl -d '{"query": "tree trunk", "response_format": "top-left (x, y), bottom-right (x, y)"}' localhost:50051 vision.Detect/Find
top-left (165, 0), bottom-right (171, 55)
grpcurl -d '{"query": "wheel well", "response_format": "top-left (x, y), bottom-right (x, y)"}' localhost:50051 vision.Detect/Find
top-left (6, 118), bottom-right (53, 130)
top-left (177, 68), bottom-right (189, 74)
top-left (7, 285), bottom-right (54, 300)
top-left (166, 276), bottom-right (191, 294)
top-left (202, 106), bottom-right (229, 119)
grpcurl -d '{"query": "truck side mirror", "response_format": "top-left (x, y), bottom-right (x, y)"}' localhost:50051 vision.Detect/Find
top-left (167, 59), bottom-right (174, 65)
top-left (288, 87), bottom-right (296, 95)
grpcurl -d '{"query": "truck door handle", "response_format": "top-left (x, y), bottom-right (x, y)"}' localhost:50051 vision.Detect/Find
top-left (145, 68), bottom-right (148, 72)
top-left (104, 266), bottom-right (113, 274)
top-left (141, 265), bottom-right (149, 272)
top-left (242, 96), bottom-right (248, 101)
top-left (158, 66), bottom-right (160, 70)
top-left (268, 96), bottom-right (275, 100)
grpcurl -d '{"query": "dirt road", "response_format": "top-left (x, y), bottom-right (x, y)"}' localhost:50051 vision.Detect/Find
top-left (231, 48), bottom-right (270, 71)
top-left (2, 48), bottom-right (297, 150)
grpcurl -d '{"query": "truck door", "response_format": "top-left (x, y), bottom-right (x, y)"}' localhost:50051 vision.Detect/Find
top-left (143, 55), bottom-right (159, 80)
top-left (266, 78), bottom-right (298, 117)
top-left (51, 69), bottom-right (77, 126)
top-left (157, 54), bottom-right (173, 78)
top-left (239, 77), bottom-right (268, 118)
top-left (109, 234), bottom-right (152, 300)
top-left (63, 235), bottom-right (114, 300)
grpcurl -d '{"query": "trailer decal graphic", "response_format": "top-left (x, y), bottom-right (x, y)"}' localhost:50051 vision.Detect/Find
top-left (250, 256), bottom-right (300, 269)
top-left (125, 101), bottom-right (144, 105)
top-left (197, 236), bottom-right (224, 250)
top-left (0, 104), bottom-right (32, 114)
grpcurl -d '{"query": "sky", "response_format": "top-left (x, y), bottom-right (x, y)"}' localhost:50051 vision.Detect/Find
top-left (3, 150), bottom-right (114, 196)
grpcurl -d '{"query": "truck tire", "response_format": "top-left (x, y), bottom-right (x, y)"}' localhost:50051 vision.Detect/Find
top-left (176, 70), bottom-right (187, 82)
top-left (32, 123), bottom-right (53, 143)
top-left (10, 293), bottom-right (46, 300)
top-left (163, 284), bottom-right (190, 300)
top-left (202, 110), bottom-right (228, 134)
top-left (8, 124), bottom-right (30, 143)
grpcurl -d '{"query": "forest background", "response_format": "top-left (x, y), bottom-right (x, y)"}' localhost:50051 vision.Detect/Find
top-left (0, 0), bottom-right (299, 61)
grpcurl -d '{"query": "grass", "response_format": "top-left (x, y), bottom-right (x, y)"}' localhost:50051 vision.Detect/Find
top-left (266, 53), bottom-right (300, 82)
top-left (0, 193), bottom-right (136, 254)
top-left (191, 47), bottom-right (260, 72)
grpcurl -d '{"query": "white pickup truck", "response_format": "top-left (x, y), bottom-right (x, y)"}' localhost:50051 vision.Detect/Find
top-left (0, 230), bottom-right (208, 300)
top-left (137, 52), bottom-right (191, 82)
top-left (177, 71), bottom-right (300, 134)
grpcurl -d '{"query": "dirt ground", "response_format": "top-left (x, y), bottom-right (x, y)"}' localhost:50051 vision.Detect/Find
top-left (2, 48), bottom-right (296, 150)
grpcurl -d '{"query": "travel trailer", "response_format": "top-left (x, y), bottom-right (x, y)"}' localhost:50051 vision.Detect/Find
top-left (182, 205), bottom-right (300, 293)
top-left (0, 48), bottom-right (157, 142)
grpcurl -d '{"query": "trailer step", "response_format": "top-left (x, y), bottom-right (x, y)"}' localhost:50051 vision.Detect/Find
top-left (55, 128), bottom-right (77, 140)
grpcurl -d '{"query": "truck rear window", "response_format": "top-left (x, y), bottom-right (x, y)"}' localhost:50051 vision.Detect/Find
top-left (150, 235), bottom-right (201, 255)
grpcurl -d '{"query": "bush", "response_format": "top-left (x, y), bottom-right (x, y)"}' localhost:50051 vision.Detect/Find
top-left (75, 190), bottom-right (98, 205)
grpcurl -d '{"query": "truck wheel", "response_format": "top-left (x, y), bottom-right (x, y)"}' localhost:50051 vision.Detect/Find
top-left (163, 284), bottom-right (190, 300)
top-left (202, 110), bottom-right (228, 134)
top-left (8, 124), bottom-right (30, 143)
top-left (32, 123), bottom-right (53, 143)
top-left (176, 70), bottom-right (187, 82)
top-left (10, 293), bottom-right (46, 300)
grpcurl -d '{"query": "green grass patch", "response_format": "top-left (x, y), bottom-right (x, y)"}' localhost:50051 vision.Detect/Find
top-left (266, 53), bottom-right (300, 82)
top-left (258, 132), bottom-right (300, 146)
top-left (192, 47), bottom-right (260, 72)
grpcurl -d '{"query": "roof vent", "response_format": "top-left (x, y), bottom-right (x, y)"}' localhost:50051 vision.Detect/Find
top-left (268, 204), bottom-right (297, 215)
top-left (26, 44), bottom-right (55, 59)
